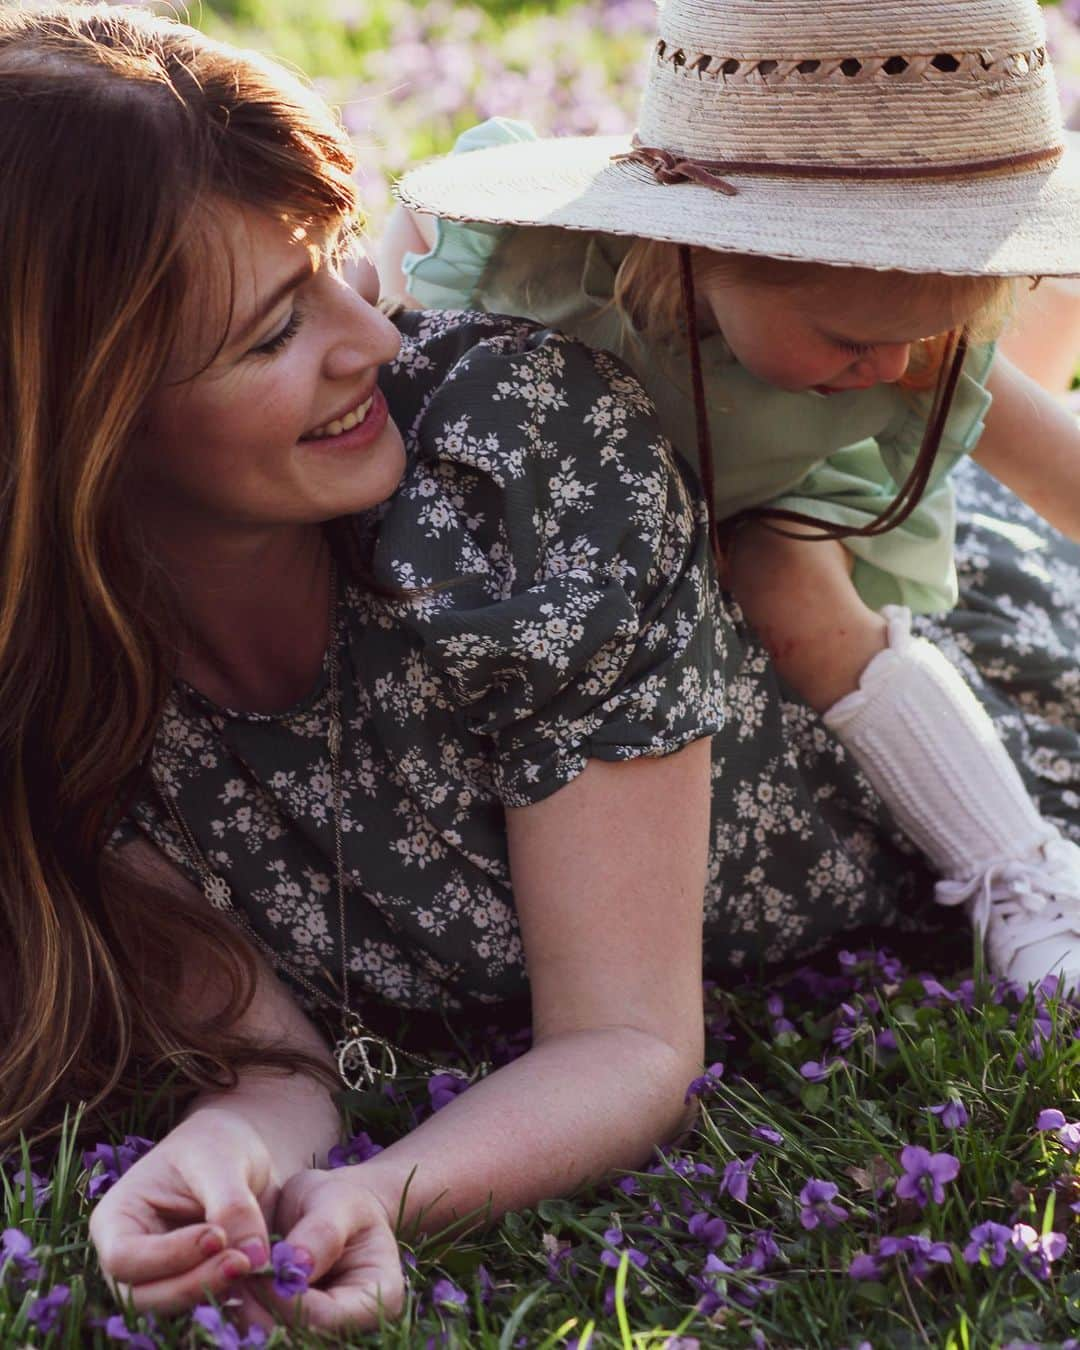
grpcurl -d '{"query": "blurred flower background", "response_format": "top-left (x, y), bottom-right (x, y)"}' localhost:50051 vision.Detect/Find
top-left (184, 0), bottom-right (1080, 233)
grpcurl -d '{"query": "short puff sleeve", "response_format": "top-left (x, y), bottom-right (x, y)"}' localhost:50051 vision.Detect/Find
top-left (402, 119), bottom-right (538, 311)
top-left (373, 310), bottom-right (723, 807)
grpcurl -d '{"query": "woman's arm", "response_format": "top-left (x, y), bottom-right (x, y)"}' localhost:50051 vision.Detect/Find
top-left (271, 740), bottom-right (711, 1330)
top-left (973, 353), bottom-right (1080, 539)
top-left (90, 840), bottom-right (363, 1314)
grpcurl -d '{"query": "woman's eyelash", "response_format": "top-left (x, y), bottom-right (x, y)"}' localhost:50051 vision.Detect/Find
top-left (840, 338), bottom-right (874, 356)
top-left (253, 309), bottom-right (303, 356)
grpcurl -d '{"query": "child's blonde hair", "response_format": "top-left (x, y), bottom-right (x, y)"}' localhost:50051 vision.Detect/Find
top-left (614, 238), bottom-right (1016, 389)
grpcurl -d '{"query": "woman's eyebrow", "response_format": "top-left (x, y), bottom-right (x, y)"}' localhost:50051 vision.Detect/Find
top-left (231, 259), bottom-right (314, 348)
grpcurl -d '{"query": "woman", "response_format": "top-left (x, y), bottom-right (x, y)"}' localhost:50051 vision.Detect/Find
top-left (2, 4), bottom-right (1078, 1334)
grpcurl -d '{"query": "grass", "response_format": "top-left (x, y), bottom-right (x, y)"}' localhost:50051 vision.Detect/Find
top-left (6, 941), bottom-right (1080, 1347)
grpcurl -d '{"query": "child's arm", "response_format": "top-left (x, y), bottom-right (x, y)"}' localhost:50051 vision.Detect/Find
top-left (972, 353), bottom-right (1080, 539)
top-left (258, 744), bottom-right (711, 1333)
top-left (373, 204), bottom-right (436, 307)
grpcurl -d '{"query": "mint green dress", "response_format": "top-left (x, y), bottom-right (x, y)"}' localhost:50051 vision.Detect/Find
top-left (403, 119), bottom-right (996, 615)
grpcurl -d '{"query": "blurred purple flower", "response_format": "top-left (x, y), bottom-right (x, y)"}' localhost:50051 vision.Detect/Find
top-left (0, 1227), bottom-right (40, 1289)
top-left (963, 1221), bottom-right (1013, 1268)
top-left (798, 1179), bottom-right (849, 1230)
top-left (12, 1169), bottom-right (51, 1210)
top-left (1037, 1108), bottom-right (1067, 1130)
top-left (1035, 1108), bottom-right (1080, 1154)
top-left (719, 1154), bottom-right (758, 1204)
top-left (431, 1277), bottom-right (469, 1314)
top-left (895, 1145), bottom-right (960, 1207)
top-left (191, 1305), bottom-right (267, 1349)
top-left (927, 1099), bottom-right (969, 1129)
top-left (1011, 1223), bottom-right (1067, 1280)
top-left (600, 1226), bottom-right (648, 1269)
top-left (428, 1072), bottom-right (469, 1113)
top-left (270, 1241), bottom-right (313, 1298)
top-left (103, 1313), bottom-right (158, 1349)
top-left (82, 1136), bottom-right (154, 1200)
top-left (327, 1131), bottom-right (384, 1168)
top-left (799, 1060), bottom-right (829, 1082)
top-left (687, 1212), bottom-right (728, 1248)
top-left (848, 1251), bottom-right (883, 1280)
top-left (742, 1229), bottom-right (781, 1272)
top-left (684, 1062), bottom-right (725, 1103)
top-left (751, 1125), bottom-right (784, 1145)
top-left (878, 1234), bottom-right (952, 1282)
top-left (27, 1284), bottom-right (70, 1335)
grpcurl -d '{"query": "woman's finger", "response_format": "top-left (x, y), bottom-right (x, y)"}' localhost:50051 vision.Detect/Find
top-left (118, 1249), bottom-right (252, 1316)
top-left (188, 1158), bottom-right (273, 1270)
top-left (94, 1219), bottom-right (228, 1285)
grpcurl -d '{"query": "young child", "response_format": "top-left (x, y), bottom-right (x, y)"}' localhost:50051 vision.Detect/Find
top-left (387, 0), bottom-right (1080, 991)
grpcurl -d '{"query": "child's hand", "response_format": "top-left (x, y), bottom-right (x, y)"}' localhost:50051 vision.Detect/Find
top-left (261, 1166), bottom-right (405, 1331)
top-left (89, 1109), bottom-right (276, 1314)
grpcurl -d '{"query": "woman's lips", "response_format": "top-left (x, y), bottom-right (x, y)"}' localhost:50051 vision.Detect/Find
top-left (299, 386), bottom-right (389, 451)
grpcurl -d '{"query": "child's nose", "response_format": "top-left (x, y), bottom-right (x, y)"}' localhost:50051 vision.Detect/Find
top-left (868, 343), bottom-right (911, 385)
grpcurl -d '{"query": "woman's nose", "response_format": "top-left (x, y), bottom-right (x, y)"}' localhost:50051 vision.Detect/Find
top-left (323, 284), bottom-right (402, 380)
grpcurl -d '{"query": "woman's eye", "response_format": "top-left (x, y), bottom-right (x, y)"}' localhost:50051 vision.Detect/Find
top-left (252, 309), bottom-right (303, 356)
top-left (840, 338), bottom-right (874, 357)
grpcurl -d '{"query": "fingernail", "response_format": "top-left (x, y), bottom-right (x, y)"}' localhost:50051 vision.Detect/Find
top-left (198, 1228), bottom-right (225, 1258)
top-left (239, 1238), bottom-right (268, 1268)
top-left (221, 1255), bottom-right (250, 1281)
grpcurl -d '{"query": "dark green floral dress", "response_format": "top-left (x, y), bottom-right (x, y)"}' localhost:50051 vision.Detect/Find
top-left (114, 310), bottom-right (1080, 1014)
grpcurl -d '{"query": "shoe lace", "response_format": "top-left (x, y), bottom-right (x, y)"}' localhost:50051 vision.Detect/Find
top-left (935, 838), bottom-right (1080, 970)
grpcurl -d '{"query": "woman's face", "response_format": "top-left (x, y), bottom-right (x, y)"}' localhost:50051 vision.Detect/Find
top-left (131, 202), bottom-right (406, 537)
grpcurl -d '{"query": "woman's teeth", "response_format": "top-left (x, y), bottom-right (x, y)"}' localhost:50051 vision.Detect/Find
top-left (305, 394), bottom-right (373, 440)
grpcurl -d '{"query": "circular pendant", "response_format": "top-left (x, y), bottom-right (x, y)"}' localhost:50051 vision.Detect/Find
top-left (336, 1035), bottom-right (398, 1091)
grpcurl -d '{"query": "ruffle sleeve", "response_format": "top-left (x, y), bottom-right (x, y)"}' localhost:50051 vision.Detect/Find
top-left (876, 341), bottom-right (996, 490)
top-left (372, 310), bottom-right (724, 807)
top-left (401, 118), bottom-right (538, 312)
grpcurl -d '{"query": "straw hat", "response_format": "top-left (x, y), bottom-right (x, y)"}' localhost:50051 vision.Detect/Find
top-left (398, 0), bottom-right (1080, 275)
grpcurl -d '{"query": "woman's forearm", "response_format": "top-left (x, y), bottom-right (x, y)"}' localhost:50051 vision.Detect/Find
top-left (353, 1026), bottom-right (700, 1235)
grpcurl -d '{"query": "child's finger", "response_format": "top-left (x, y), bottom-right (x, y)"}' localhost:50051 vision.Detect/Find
top-left (94, 1220), bottom-right (228, 1285)
top-left (120, 1248), bottom-right (252, 1315)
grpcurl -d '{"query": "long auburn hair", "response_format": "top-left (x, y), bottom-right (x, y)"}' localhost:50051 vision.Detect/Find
top-left (0, 4), bottom-right (364, 1144)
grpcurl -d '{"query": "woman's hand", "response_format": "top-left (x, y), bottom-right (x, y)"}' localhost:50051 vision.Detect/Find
top-left (260, 1167), bottom-right (405, 1332)
top-left (89, 1108), bottom-right (276, 1315)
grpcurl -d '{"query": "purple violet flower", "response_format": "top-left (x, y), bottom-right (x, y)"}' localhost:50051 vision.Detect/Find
top-left (1011, 1223), bottom-right (1067, 1280)
top-left (0, 1227), bottom-right (40, 1289)
top-left (742, 1229), bottom-right (781, 1272)
top-left (600, 1227), bottom-right (648, 1269)
top-left (428, 1072), bottom-right (469, 1113)
top-left (895, 1145), bottom-right (960, 1207)
top-left (719, 1153), bottom-right (758, 1204)
top-left (431, 1277), bottom-right (468, 1314)
top-left (963, 1221), bottom-right (1013, 1268)
top-left (687, 1212), bottom-right (728, 1248)
top-left (1037, 1108), bottom-right (1067, 1131)
top-left (191, 1305), bottom-right (267, 1349)
top-left (82, 1136), bottom-right (154, 1200)
top-left (327, 1131), bottom-right (383, 1168)
top-left (12, 1169), bottom-right (51, 1210)
top-left (878, 1234), bottom-right (952, 1282)
top-left (684, 1062), bottom-right (725, 1103)
top-left (848, 1251), bottom-right (883, 1280)
top-left (799, 1060), bottom-right (830, 1082)
top-left (103, 1314), bottom-right (158, 1349)
top-left (27, 1284), bottom-right (70, 1335)
top-left (798, 1179), bottom-right (849, 1230)
top-left (927, 1099), bottom-right (969, 1129)
top-left (270, 1241), bottom-right (313, 1298)
top-left (752, 1125), bottom-right (784, 1145)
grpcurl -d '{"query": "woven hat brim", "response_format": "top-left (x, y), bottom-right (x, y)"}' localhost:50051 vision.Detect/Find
top-left (398, 131), bottom-right (1080, 277)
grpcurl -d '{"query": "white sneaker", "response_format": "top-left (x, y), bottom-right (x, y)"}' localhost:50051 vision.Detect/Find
top-left (936, 837), bottom-right (1080, 994)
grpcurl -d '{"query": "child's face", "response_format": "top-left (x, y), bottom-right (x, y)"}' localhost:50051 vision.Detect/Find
top-left (700, 269), bottom-right (974, 395)
top-left (131, 202), bottom-right (406, 537)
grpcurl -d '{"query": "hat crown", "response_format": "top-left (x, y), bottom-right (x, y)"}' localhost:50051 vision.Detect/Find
top-left (638, 0), bottom-right (1062, 170)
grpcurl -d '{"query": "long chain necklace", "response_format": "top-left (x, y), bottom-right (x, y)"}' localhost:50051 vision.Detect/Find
top-left (152, 558), bottom-right (470, 1092)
